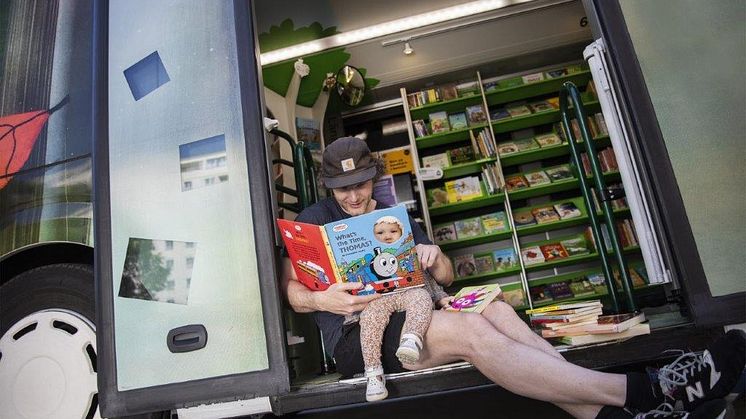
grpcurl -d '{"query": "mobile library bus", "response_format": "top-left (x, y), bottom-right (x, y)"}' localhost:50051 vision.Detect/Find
top-left (0, 1), bottom-right (743, 418)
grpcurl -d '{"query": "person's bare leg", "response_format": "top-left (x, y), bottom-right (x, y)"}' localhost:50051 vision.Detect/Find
top-left (403, 310), bottom-right (626, 419)
top-left (481, 301), bottom-right (605, 418)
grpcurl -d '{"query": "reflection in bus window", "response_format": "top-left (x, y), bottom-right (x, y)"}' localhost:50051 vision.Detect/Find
top-left (179, 135), bottom-right (229, 192)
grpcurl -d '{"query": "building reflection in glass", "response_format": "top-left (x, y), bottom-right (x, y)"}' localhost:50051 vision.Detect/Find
top-left (179, 134), bottom-right (228, 192)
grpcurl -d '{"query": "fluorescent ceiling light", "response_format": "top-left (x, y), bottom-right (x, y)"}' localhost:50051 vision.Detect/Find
top-left (259, 0), bottom-right (533, 65)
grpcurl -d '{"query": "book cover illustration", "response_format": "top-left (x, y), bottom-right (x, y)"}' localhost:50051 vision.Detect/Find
top-left (505, 174), bottom-right (529, 190)
top-left (278, 205), bottom-right (425, 295)
top-left (448, 112), bottom-right (469, 130)
top-left (529, 101), bottom-right (555, 113)
top-left (447, 146), bottom-right (476, 165)
top-left (545, 164), bottom-right (574, 182)
top-left (530, 285), bottom-right (553, 304)
top-left (532, 206), bottom-right (561, 224)
top-left (445, 176), bottom-right (482, 202)
top-left (372, 175), bottom-right (397, 207)
top-left (456, 81), bottom-right (480, 97)
top-left (546, 281), bottom-right (573, 299)
top-left (535, 133), bottom-right (563, 148)
top-left (465, 104), bottom-right (487, 125)
top-left (426, 187), bottom-right (449, 207)
top-left (521, 72), bottom-right (544, 84)
top-left (429, 111), bottom-right (450, 133)
top-left (446, 284), bottom-right (502, 313)
top-left (513, 209), bottom-right (537, 227)
top-left (506, 104), bottom-right (532, 118)
top-left (433, 223), bottom-right (457, 244)
top-left (540, 244), bottom-right (569, 261)
top-left (554, 202), bottom-right (582, 219)
top-left (569, 279), bottom-right (596, 297)
top-left (440, 83), bottom-right (458, 100)
top-left (514, 137), bottom-right (540, 151)
top-left (560, 235), bottom-right (590, 256)
top-left (422, 153), bottom-right (449, 169)
top-left (525, 170), bottom-right (551, 187)
top-left (497, 142), bottom-right (519, 156)
top-left (491, 108), bottom-right (511, 121)
top-left (295, 117), bottom-right (321, 151)
top-left (474, 253), bottom-right (495, 274)
top-left (454, 217), bottom-right (483, 239)
top-left (453, 254), bottom-right (477, 278)
top-left (480, 212), bottom-right (507, 234)
top-left (412, 120), bottom-right (429, 138)
top-left (521, 245), bottom-right (545, 265)
top-left (492, 248), bottom-right (517, 271)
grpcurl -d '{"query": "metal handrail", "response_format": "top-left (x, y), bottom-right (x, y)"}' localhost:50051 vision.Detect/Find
top-left (270, 128), bottom-right (318, 210)
top-left (559, 81), bottom-right (637, 314)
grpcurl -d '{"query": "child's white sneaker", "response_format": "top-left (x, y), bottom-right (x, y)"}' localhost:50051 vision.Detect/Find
top-left (395, 333), bottom-right (423, 364)
top-left (365, 366), bottom-right (388, 402)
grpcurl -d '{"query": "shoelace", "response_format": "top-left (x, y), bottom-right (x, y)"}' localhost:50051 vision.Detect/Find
top-left (634, 401), bottom-right (689, 418)
top-left (657, 350), bottom-right (706, 396)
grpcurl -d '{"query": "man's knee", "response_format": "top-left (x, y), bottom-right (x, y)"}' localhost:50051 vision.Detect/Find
top-left (482, 300), bottom-right (515, 319)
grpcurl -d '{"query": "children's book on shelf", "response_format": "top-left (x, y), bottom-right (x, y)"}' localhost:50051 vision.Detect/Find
top-left (491, 108), bottom-right (511, 121)
top-left (569, 279), bottom-right (596, 297)
top-left (497, 142), bottom-right (519, 156)
top-left (433, 223), bottom-right (457, 244)
top-left (474, 253), bottom-right (495, 274)
top-left (545, 164), bottom-right (574, 182)
top-left (525, 300), bottom-right (602, 315)
top-left (546, 281), bottom-right (574, 299)
top-left (454, 217), bottom-right (483, 239)
top-left (521, 72), bottom-right (545, 84)
top-left (448, 112), bottom-right (469, 130)
top-left (482, 76), bottom-right (500, 91)
top-left (513, 208), bottom-right (537, 227)
top-left (372, 175), bottom-right (398, 207)
top-left (540, 243), bottom-right (569, 262)
top-left (545, 68), bottom-right (568, 78)
top-left (295, 117), bottom-right (322, 151)
top-left (412, 120), bottom-right (429, 138)
top-left (465, 104), bottom-right (488, 125)
top-left (506, 103), bottom-right (532, 117)
top-left (514, 137), bottom-right (540, 152)
top-left (497, 76), bottom-right (524, 89)
top-left (277, 205), bottom-right (424, 295)
top-left (422, 153), bottom-right (450, 169)
top-left (554, 201), bottom-right (583, 220)
top-left (440, 83), bottom-right (459, 101)
top-left (505, 174), bottom-right (529, 190)
top-left (445, 176), bottom-right (483, 202)
top-left (480, 211), bottom-right (507, 234)
top-left (426, 187), bottom-right (448, 207)
top-left (525, 170), bottom-right (551, 187)
top-left (530, 285), bottom-right (553, 304)
top-left (521, 245), bottom-right (545, 265)
top-left (529, 100), bottom-right (555, 113)
top-left (446, 284), bottom-right (502, 313)
top-left (429, 111), bottom-right (450, 133)
top-left (560, 235), bottom-right (591, 256)
top-left (587, 272), bottom-right (608, 293)
top-left (456, 81), bottom-right (480, 97)
top-left (447, 146), bottom-right (476, 165)
top-left (612, 267), bottom-right (647, 288)
top-left (534, 132), bottom-right (563, 148)
top-left (453, 254), bottom-right (477, 278)
top-left (492, 248), bottom-right (517, 271)
top-left (532, 206), bottom-right (561, 224)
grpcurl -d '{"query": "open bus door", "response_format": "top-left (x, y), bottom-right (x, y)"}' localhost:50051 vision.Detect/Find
top-left (93, 1), bottom-right (288, 416)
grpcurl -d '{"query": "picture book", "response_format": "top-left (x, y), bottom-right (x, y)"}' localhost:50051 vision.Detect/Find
top-left (506, 104), bottom-right (532, 117)
top-left (529, 100), bottom-right (555, 113)
top-left (525, 170), bottom-right (551, 187)
top-left (534, 133), bottom-right (563, 148)
top-left (440, 83), bottom-right (459, 100)
top-left (532, 206), bottom-right (561, 224)
top-left (295, 117), bottom-right (321, 151)
top-left (277, 205), bottom-right (425, 295)
top-left (456, 81), bottom-right (480, 97)
top-left (426, 187), bottom-right (448, 207)
top-left (545, 68), bottom-right (568, 79)
top-left (513, 137), bottom-right (540, 151)
top-left (454, 217), bottom-right (483, 239)
top-left (521, 72), bottom-right (544, 84)
top-left (429, 111), bottom-right (450, 133)
top-left (589, 313), bottom-right (646, 334)
top-left (497, 142), bottom-right (519, 156)
top-left (560, 235), bottom-right (591, 256)
top-left (526, 300), bottom-right (602, 315)
top-left (497, 76), bottom-right (524, 89)
top-left (448, 146), bottom-right (476, 165)
top-left (546, 281), bottom-right (574, 299)
top-left (513, 208), bottom-right (537, 227)
top-left (412, 120), bottom-right (429, 138)
top-left (569, 279), bottom-right (596, 297)
top-left (586, 273), bottom-right (608, 292)
top-left (505, 174), bottom-right (529, 190)
top-left (445, 176), bottom-right (483, 202)
top-left (372, 175), bottom-right (398, 207)
top-left (492, 248), bottom-right (517, 271)
top-left (540, 243), bottom-right (569, 261)
top-left (558, 323), bottom-right (650, 346)
top-left (521, 245), bottom-right (545, 265)
top-left (502, 286), bottom-right (526, 308)
top-left (474, 253), bottom-right (495, 274)
top-left (482, 76), bottom-right (500, 92)
top-left (554, 202), bottom-right (583, 219)
top-left (480, 212), bottom-right (507, 234)
top-left (545, 164), bottom-right (574, 182)
top-left (530, 285), bottom-right (553, 304)
top-left (446, 284), bottom-right (502, 313)
top-left (422, 153), bottom-right (450, 169)
top-left (465, 104), bottom-right (488, 125)
top-left (491, 108), bottom-right (511, 121)
top-left (448, 112), bottom-right (469, 130)
top-left (453, 254), bottom-right (477, 278)
top-left (433, 223), bottom-right (457, 244)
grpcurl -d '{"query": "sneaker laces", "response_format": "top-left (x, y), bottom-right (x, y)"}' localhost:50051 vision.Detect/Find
top-left (635, 402), bottom-right (676, 418)
top-left (657, 350), bottom-right (706, 396)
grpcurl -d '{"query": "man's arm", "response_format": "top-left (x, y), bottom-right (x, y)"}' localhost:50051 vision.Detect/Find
top-left (415, 243), bottom-right (454, 287)
top-left (280, 257), bottom-right (380, 315)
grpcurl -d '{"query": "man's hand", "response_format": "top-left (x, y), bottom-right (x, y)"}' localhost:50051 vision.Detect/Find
top-left (416, 243), bottom-right (442, 270)
top-left (314, 282), bottom-right (381, 316)
top-left (415, 243), bottom-right (454, 287)
top-left (437, 296), bottom-right (454, 309)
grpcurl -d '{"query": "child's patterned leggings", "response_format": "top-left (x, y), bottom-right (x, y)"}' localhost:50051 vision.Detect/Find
top-left (359, 287), bottom-right (432, 370)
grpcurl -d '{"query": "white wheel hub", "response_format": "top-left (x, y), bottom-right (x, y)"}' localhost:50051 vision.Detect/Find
top-left (0, 309), bottom-right (100, 419)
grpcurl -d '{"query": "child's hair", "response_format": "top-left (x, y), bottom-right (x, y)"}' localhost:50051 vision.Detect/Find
top-left (374, 216), bottom-right (403, 231)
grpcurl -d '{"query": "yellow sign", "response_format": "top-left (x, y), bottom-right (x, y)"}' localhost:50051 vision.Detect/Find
top-left (378, 147), bottom-right (414, 175)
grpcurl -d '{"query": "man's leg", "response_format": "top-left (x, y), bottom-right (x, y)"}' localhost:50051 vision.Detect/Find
top-left (406, 310), bottom-right (627, 415)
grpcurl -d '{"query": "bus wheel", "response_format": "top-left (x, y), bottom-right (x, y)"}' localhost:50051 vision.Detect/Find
top-left (0, 263), bottom-right (100, 418)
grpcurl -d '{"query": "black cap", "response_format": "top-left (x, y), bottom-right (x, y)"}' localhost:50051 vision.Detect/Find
top-left (321, 137), bottom-right (378, 189)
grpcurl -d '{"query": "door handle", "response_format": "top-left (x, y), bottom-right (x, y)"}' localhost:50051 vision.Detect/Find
top-left (167, 324), bottom-right (208, 353)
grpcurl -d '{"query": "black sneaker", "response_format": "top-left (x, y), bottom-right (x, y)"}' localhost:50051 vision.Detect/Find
top-left (657, 330), bottom-right (746, 411)
top-left (634, 398), bottom-right (728, 419)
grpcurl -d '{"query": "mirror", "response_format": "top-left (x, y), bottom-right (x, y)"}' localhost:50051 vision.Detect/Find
top-left (336, 65), bottom-right (366, 106)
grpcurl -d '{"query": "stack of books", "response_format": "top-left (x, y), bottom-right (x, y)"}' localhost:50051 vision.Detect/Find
top-left (528, 300), bottom-right (650, 346)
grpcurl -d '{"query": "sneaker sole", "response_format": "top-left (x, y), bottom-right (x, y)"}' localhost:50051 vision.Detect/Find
top-left (366, 389), bottom-right (388, 402)
top-left (396, 347), bottom-right (420, 364)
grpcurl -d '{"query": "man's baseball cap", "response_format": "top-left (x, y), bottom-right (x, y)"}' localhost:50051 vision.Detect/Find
top-left (321, 136), bottom-right (378, 189)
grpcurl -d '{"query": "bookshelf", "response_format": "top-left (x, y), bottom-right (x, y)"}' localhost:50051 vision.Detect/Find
top-left (399, 62), bottom-right (642, 312)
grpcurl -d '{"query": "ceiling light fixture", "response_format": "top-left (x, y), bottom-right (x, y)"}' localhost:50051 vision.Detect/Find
top-left (403, 42), bottom-right (414, 55)
top-left (259, 0), bottom-right (536, 65)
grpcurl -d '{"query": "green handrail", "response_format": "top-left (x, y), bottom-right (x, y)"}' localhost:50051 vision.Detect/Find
top-left (559, 82), bottom-right (637, 314)
top-left (271, 128), bottom-right (319, 210)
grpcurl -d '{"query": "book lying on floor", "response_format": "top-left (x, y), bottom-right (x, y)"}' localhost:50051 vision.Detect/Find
top-left (445, 284), bottom-right (502, 313)
top-left (540, 313), bottom-right (646, 338)
top-left (277, 205), bottom-right (425, 295)
top-left (525, 300), bottom-right (602, 315)
top-left (558, 323), bottom-right (651, 346)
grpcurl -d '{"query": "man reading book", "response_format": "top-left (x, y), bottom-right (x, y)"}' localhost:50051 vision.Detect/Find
top-left (280, 137), bottom-right (744, 418)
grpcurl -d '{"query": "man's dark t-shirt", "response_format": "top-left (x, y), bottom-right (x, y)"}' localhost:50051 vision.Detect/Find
top-left (293, 197), bottom-right (432, 355)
